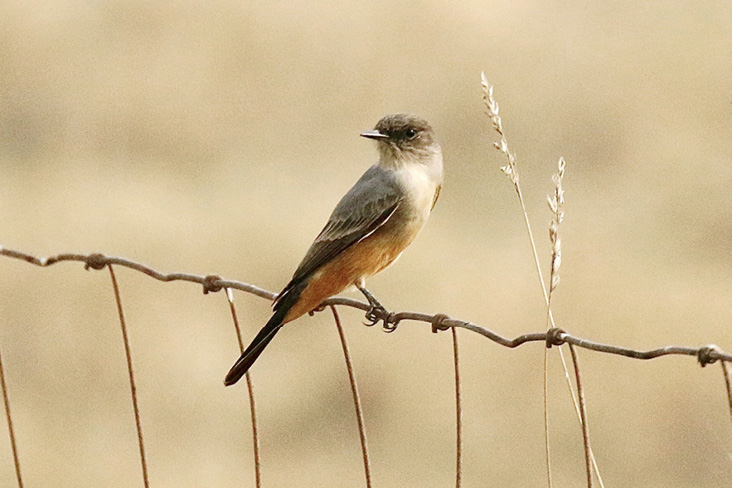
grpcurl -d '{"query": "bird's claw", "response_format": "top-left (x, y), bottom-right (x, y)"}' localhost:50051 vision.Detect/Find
top-left (363, 305), bottom-right (386, 327)
top-left (382, 315), bottom-right (399, 333)
top-left (363, 307), bottom-right (400, 332)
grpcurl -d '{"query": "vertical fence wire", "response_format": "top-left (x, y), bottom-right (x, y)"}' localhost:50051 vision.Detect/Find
top-left (567, 344), bottom-right (592, 488)
top-left (451, 327), bottom-right (462, 488)
top-left (108, 265), bottom-right (150, 488)
top-left (330, 306), bottom-right (372, 488)
top-left (721, 360), bottom-right (732, 425)
top-left (0, 348), bottom-right (23, 488)
top-left (223, 288), bottom-right (261, 488)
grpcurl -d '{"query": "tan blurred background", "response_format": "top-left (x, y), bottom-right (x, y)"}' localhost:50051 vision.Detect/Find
top-left (1, 1), bottom-right (731, 486)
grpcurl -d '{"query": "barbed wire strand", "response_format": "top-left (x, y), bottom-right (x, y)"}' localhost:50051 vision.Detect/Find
top-left (3, 248), bottom-right (729, 364)
top-left (107, 265), bottom-right (150, 488)
top-left (223, 289), bottom-right (261, 488)
top-left (568, 343), bottom-right (593, 488)
top-left (330, 306), bottom-right (372, 488)
top-left (0, 347), bottom-right (23, 488)
top-left (451, 327), bottom-right (462, 488)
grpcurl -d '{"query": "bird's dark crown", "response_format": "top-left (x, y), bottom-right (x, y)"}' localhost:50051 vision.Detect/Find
top-left (374, 113), bottom-right (434, 146)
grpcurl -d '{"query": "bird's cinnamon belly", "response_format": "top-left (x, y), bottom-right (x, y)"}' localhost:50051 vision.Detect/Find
top-left (283, 217), bottom-right (422, 323)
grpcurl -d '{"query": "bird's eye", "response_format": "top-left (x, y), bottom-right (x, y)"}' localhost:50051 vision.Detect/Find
top-left (404, 128), bottom-right (417, 139)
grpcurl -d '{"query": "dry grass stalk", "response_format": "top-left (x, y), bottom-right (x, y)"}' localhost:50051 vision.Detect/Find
top-left (481, 73), bottom-right (519, 191)
top-left (481, 74), bottom-right (604, 487)
top-left (546, 157), bottom-right (566, 326)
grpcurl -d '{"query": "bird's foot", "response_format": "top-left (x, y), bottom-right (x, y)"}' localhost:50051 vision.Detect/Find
top-left (357, 283), bottom-right (399, 331)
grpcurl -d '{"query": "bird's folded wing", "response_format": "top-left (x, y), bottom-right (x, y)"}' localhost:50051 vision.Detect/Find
top-left (282, 166), bottom-right (403, 295)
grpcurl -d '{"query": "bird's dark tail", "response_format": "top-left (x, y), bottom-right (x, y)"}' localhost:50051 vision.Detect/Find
top-left (223, 315), bottom-right (282, 386)
top-left (224, 280), bottom-right (305, 386)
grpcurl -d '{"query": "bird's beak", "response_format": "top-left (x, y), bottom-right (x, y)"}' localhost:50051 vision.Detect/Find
top-left (360, 130), bottom-right (389, 140)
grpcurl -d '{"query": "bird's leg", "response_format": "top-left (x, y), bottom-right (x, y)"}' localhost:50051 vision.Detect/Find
top-left (356, 282), bottom-right (388, 326)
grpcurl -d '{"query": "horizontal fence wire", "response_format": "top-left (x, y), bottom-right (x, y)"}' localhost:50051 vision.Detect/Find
top-left (2, 247), bottom-right (730, 364)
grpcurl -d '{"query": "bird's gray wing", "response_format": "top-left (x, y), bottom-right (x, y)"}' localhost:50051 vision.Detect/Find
top-left (287, 165), bottom-right (403, 287)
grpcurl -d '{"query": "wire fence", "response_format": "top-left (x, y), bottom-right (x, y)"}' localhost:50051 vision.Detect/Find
top-left (0, 246), bottom-right (730, 487)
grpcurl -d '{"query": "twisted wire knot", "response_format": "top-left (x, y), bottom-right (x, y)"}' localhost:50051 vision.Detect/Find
top-left (202, 275), bottom-right (223, 294)
top-left (84, 253), bottom-right (108, 270)
top-left (431, 313), bottom-right (451, 333)
top-left (545, 328), bottom-right (566, 348)
top-left (697, 344), bottom-right (721, 367)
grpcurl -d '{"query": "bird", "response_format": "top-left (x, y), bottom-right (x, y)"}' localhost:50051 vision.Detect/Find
top-left (224, 113), bottom-right (443, 386)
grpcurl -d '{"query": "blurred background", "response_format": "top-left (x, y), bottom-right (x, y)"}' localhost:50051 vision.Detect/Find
top-left (1, 1), bottom-right (731, 486)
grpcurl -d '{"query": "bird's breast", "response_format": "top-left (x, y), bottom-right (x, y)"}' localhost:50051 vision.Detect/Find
top-left (359, 163), bottom-right (440, 273)
top-left (393, 162), bottom-right (441, 224)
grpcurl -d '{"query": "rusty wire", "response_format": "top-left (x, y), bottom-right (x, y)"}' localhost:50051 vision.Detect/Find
top-left (721, 360), bottom-right (732, 425)
top-left (107, 265), bottom-right (149, 488)
top-left (330, 306), bottom-right (372, 488)
top-left (451, 327), bottom-right (462, 488)
top-left (432, 313), bottom-right (463, 488)
top-left (223, 289), bottom-right (261, 488)
top-left (0, 347), bottom-right (23, 488)
top-left (568, 343), bottom-right (592, 488)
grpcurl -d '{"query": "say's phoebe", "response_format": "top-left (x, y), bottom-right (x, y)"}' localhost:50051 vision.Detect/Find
top-left (224, 113), bottom-right (443, 386)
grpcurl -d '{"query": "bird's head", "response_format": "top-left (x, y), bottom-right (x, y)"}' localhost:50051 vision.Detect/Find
top-left (361, 114), bottom-right (439, 165)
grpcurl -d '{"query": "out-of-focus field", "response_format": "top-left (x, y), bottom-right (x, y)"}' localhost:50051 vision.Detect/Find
top-left (1, 1), bottom-right (731, 486)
